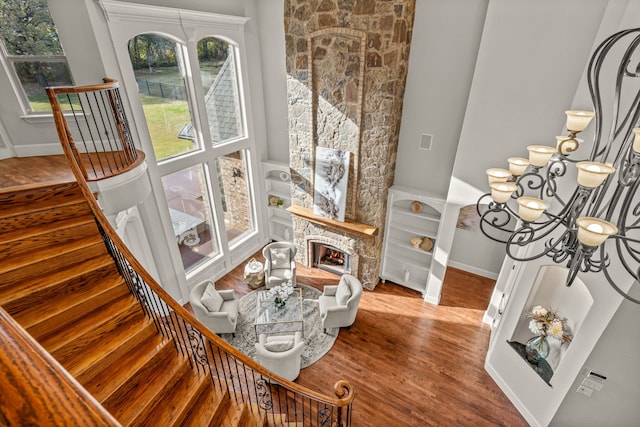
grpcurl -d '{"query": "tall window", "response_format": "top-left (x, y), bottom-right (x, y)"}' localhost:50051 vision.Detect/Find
top-left (125, 32), bottom-right (256, 275)
top-left (0, 0), bottom-right (73, 112)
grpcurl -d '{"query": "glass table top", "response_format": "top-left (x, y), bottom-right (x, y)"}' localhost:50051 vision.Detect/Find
top-left (255, 288), bottom-right (303, 326)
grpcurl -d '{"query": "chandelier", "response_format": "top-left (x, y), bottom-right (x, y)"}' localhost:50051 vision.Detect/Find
top-left (476, 28), bottom-right (640, 304)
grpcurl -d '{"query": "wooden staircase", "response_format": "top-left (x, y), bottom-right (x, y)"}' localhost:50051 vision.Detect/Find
top-left (0, 182), bottom-right (267, 426)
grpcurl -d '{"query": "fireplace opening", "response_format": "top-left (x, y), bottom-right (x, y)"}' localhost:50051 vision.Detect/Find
top-left (312, 242), bottom-right (352, 276)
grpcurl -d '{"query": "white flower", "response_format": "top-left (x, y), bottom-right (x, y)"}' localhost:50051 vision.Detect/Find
top-left (526, 305), bottom-right (572, 343)
top-left (531, 305), bottom-right (548, 316)
top-left (269, 283), bottom-right (294, 301)
top-left (529, 319), bottom-right (544, 335)
top-left (549, 319), bottom-right (564, 340)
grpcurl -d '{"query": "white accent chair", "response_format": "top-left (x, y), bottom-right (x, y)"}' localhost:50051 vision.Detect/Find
top-left (190, 280), bottom-right (239, 335)
top-left (319, 274), bottom-right (363, 333)
top-left (254, 332), bottom-right (305, 381)
top-left (262, 242), bottom-right (297, 289)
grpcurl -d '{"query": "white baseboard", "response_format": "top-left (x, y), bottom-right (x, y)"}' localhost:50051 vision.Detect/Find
top-left (447, 260), bottom-right (499, 280)
top-left (12, 143), bottom-right (63, 157)
top-left (484, 360), bottom-right (540, 427)
top-left (482, 310), bottom-right (493, 325)
top-left (423, 293), bottom-right (440, 305)
top-left (0, 147), bottom-right (15, 159)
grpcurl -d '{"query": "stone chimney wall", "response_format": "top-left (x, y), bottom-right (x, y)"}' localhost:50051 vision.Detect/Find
top-left (285, 0), bottom-right (415, 289)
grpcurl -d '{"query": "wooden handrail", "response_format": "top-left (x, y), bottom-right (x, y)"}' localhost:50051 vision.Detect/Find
top-left (48, 79), bottom-right (355, 424)
top-left (46, 78), bottom-right (143, 182)
top-left (0, 307), bottom-right (121, 426)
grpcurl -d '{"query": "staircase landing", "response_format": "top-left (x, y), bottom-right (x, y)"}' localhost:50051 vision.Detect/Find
top-left (0, 155), bottom-right (75, 189)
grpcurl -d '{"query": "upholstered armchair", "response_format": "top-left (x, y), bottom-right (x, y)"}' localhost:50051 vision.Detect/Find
top-left (262, 242), bottom-right (297, 289)
top-left (190, 280), bottom-right (239, 335)
top-left (318, 274), bottom-right (363, 333)
top-left (254, 332), bottom-right (305, 381)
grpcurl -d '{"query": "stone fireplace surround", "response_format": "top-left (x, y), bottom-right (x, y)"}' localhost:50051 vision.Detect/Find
top-left (285, 0), bottom-right (416, 290)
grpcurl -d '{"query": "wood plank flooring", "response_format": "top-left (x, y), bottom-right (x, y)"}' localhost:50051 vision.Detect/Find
top-left (214, 255), bottom-right (529, 427)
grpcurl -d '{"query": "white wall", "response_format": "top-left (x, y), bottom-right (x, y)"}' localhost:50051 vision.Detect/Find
top-left (255, 0), bottom-right (289, 163)
top-left (395, 0), bottom-right (488, 198)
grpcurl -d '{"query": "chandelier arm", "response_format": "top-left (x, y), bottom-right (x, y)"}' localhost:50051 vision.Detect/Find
top-left (477, 194), bottom-right (516, 244)
top-left (505, 222), bottom-right (572, 262)
top-left (586, 30), bottom-right (635, 160)
top-left (617, 152), bottom-right (640, 187)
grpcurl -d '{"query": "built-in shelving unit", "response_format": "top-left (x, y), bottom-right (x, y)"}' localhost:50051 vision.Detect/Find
top-left (262, 161), bottom-right (293, 242)
top-left (380, 185), bottom-right (445, 293)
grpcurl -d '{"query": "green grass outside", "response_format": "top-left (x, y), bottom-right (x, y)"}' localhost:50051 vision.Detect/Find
top-left (140, 95), bottom-right (193, 160)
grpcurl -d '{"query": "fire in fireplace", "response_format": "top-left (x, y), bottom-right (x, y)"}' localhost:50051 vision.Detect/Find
top-left (312, 242), bottom-right (352, 276)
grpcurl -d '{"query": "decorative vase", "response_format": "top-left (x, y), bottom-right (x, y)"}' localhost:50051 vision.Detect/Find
top-left (411, 201), bottom-right (423, 213)
top-left (274, 296), bottom-right (286, 309)
top-left (525, 335), bottom-right (550, 364)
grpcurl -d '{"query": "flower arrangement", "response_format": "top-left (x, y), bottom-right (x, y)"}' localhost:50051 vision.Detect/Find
top-left (526, 305), bottom-right (572, 343)
top-left (269, 283), bottom-right (294, 303)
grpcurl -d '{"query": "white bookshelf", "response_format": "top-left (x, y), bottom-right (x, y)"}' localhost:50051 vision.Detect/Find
top-left (263, 161), bottom-right (293, 242)
top-left (380, 185), bottom-right (445, 293)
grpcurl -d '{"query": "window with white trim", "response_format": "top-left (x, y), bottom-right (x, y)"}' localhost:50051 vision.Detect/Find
top-left (0, 0), bottom-right (73, 113)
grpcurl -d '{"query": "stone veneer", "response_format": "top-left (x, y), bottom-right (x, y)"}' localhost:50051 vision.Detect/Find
top-left (285, 0), bottom-right (415, 290)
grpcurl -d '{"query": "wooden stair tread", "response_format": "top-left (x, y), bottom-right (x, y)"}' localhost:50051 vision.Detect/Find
top-left (0, 236), bottom-right (105, 276)
top-left (0, 220), bottom-right (99, 261)
top-left (16, 272), bottom-right (127, 335)
top-left (50, 302), bottom-right (148, 369)
top-left (0, 199), bottom-right (91, 233)
top-left (35, 288), bottom-right (135, 352)
top-left (102, 347), bottom-right (190, 424)
top-left (0, 182), bottom-right (82, 210)
top-left (81, 325), bottom-right (167, 401)
top-left (0, 254), bottom-right (116, 306)
top-left (180, 386), bottom-right (230, 427)
top-left (133, 362), bottom-right (213, 426)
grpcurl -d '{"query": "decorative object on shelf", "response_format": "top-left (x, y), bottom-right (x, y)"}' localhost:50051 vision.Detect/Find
top-left (411, 200), bottom-right (423, 213)
top-left (411, 236), bottom-right (422, 248)
top-left (525, 335), bottom-right (550, 364)
top-left (268, 196), bottom-right (284, 207)
top-left (420, 237), bottom-right (433, 252)
top-left (476, 28), bottom-right (640, 304)
top-left (269, 283), bottom-right (294, 309)
top-left (279, 170), bottom-right (290, 181)
top-left (525, 305), bottom-right (572, 364)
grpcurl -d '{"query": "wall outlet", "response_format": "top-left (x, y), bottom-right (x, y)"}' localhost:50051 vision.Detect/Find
top-left (576, 385), bottom-right (593, 397)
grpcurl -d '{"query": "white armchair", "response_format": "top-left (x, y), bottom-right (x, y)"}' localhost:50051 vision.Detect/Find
top-left (254, 332), bottom-right (305, 381)
top-left (262, 242), bottom-right (297, 289)
top-left (190, 280), bottom-right (239, 335)
top-left (318, 274), bottom-right (363, 333)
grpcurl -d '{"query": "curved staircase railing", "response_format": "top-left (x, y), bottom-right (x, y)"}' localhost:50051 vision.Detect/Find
top-left (46, 78), bottom-right (144, 181)
top-left (45, 78), bottom-right (355, 426)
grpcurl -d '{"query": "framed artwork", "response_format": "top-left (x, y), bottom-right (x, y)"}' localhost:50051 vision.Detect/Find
top-left (457, 203), bottom-right (487, 231)
top-left (313, 146), bottom-right (350, 221)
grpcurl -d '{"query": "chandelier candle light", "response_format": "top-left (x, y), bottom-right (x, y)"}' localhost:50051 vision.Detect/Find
top-left (477, 28), bottom-right (640, 304)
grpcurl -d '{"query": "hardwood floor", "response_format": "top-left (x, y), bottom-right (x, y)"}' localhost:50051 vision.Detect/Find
top-left (214, 254), bottom-right (529, 427)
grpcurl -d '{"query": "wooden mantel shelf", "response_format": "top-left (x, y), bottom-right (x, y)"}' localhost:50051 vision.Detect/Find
top-left (287, 205), bottom-right (378, 238)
